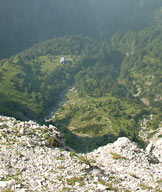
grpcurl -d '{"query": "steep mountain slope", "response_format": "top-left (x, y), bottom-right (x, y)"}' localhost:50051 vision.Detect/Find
top-left (89, 0), bottom-right (162, 37)
top-left (0, 0), bottom-right (97, 58)
top-left (1, 0), bottom-right (162, 58)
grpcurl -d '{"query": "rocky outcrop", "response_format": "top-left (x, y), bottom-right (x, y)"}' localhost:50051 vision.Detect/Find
top-left (0, 116), bottom-right (161, 191)
top-left (87, 137), bottom-right (162, 191)
top-left (0, 116), bottom-right (65, 148)
top-left (152, 138), bottom-right (162, 162)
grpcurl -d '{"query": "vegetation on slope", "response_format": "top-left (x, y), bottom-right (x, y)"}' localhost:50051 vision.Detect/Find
top-left (0, 36), bottom-right (103, 120)
top-left (52, 89), bottom-right (148, 152)
top-left (0, 26), bottom-right (162, 151)
top-left (112, 26), bottom-right (162, 130)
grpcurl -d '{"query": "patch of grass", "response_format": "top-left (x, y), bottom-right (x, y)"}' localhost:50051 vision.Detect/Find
top-left (57, 165), bottom-right (65, 169)
top-left (130, 173), bottom-right (139, 179)
top-left (56, 156), bottom-right (65, 161)
top-left (1, 171), bottom-right (23, 185)
top-left (70, 151), bottom-right (78, 158)
top-left (43, 133), bottom-right (61, 147)
top-left (110, 152), bottom-right (127, 160)
top-left (66, 176), bottom-right (85, 186)
top-left (42, 127), bottom-right (48, 134)
top-left (147, 131), bottom-right (158, 139)
top-left (57, 176), bottom-right (62, 181)
top-left (158, 134), bottom-right (162, 138)
top-left (61, 187), bottom-right (72, 192)
top-left (48, 137), bottom-right (61, 147)
top-left (139, 184), bottom-right (153, 190)
top-left (99, 180), bottom-right (118, 191)
top-left (0, 125), bottom-right (6, 129)
top-left (78, 156), bottom-right (91, 166)
top-left (109, 176), bottom-right (116, 180)
top-left (156, 179), bottom-right (162, 183)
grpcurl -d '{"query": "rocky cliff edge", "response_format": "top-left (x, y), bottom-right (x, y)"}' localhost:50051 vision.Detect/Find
top-left (0, 116), bottom-right (161, 192)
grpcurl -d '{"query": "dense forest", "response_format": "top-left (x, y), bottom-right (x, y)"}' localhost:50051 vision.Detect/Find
top-left (0, 0), bottom-right (162, 151)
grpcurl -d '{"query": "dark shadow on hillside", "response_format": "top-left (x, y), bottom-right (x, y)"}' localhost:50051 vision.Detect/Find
top-left (43, 113), bottom-right (147, 153)
top-left (44, 118), bottom-right (118, 153)
top-left (0, 92), bottom-right (36, 121)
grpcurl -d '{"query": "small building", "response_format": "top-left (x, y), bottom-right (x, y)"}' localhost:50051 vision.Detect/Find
top-left (60, 57), bottom-right (68, 64)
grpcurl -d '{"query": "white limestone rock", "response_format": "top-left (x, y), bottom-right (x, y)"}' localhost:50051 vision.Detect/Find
top-left (0, 116), bottom-right (162, 192)
top-left (0, 180), bottom-right (15, 190)
top-left (146, 141), bottom-right (153, 153)
top-left (152, 138), bottom-right (162, 162)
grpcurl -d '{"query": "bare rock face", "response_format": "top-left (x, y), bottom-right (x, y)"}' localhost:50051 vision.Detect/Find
top-left (87, 137), bottom-right (162, 191)
top-left (0, 116), bottom-right (162, 192)
top-left (146, 141), bottom-right (153, 153)
top-left (0, 116), bottom-right (65, 148)
top-left (152, 138), bottom-right (162, 162)
top-left (0, 180), bottom-right (15, 190)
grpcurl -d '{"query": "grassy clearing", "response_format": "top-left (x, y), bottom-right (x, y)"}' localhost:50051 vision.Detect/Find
top-left (39, 55), bottom-right (74, 73)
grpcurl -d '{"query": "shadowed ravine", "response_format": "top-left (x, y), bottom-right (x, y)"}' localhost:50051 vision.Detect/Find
top-left (45, 119), bottom-right (118, 153)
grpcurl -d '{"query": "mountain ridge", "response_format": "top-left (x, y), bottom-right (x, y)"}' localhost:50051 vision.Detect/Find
top-left (0, 115), bottom-right (162, 191)
top-left (0, 0), bottom-right (162, 172)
